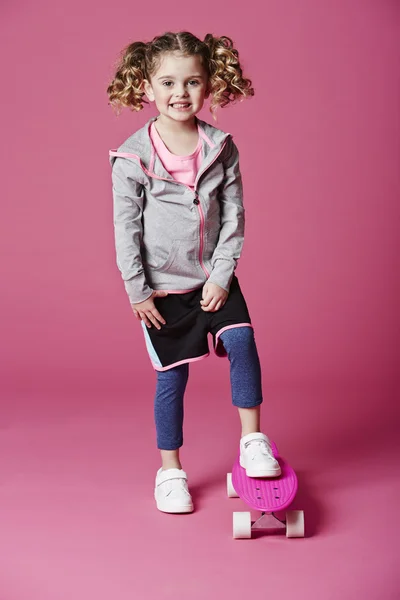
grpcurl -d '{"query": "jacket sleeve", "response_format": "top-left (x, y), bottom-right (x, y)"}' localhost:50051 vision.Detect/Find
top-left (110, 156), bottom-right (154, 304)
top-left (207, 137), bottom-right (245, 292)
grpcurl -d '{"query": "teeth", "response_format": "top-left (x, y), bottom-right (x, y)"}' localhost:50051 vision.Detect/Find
top-left (171, 103), bottom-right (190, 107)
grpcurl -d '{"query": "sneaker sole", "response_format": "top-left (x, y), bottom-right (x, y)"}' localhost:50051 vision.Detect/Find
top-left (245, 468), bottom-right (282, 477)
top-left (155, 500), bottom-right (194, 514)
top-left (240, 457), bottom-right (281, 478)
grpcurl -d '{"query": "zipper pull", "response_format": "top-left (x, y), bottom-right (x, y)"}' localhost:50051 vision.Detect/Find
top-left (193, 191), bottom-right (200, 205)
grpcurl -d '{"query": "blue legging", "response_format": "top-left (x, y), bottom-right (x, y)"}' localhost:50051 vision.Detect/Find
top-left (154, 326), bottom-right (263, 450)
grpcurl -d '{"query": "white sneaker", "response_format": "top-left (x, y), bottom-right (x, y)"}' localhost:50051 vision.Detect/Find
top-left (154, 467), bottom-right (194, 513)
top-left (239, 432), bottom-right (282, 477)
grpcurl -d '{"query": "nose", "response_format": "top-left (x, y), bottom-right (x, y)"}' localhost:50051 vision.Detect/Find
top-left (173, 84), bottom-right (189, 99)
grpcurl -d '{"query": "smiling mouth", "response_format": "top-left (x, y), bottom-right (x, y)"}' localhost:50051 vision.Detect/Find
top-left (170, 103), bottom-right (191, 107)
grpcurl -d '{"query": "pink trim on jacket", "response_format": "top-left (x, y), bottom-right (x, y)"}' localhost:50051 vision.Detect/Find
top-left (193, 139), bottom-right (227, 278)
top-left (158, 286), bottom-right (202, 294)
top-left (198, 128), bottom-right (216, 148)
top-left (196, 196), bottom-right (210, 278)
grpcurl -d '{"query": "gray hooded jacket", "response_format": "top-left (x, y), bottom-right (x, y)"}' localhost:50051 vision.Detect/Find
top-left (109, 115), bottom-right (245, 304)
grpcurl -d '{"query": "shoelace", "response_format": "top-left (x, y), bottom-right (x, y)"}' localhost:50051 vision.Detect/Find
top-left (244, 439), bottom-right (275, 461)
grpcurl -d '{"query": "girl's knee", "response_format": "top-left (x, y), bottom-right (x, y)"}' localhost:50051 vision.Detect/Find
top-left (156, 362), bottom-right (189, 382)
top-left (219, 326), bottom-right (255, 351)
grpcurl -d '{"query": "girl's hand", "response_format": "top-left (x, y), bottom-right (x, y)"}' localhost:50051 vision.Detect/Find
top-left (131, 290), bottom-right (168, 329)
top-left (200, 282), bottom-right (228, 312)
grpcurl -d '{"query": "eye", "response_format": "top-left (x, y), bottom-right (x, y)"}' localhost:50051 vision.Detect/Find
top-left (161, 80), bottom-right (200, 87)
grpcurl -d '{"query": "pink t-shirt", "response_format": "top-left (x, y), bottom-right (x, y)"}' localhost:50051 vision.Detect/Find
top-left (149, 120), bottom-right (203, 189)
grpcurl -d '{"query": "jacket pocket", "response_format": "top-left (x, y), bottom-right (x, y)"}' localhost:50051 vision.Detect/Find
top-left (142, 240), bottom-right (179, 272)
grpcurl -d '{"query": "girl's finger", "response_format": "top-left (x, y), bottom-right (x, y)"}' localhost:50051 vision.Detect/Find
top-left (203, 296), bottom-right (218, 312)
top-left (151, 308), bottom-right (166, 325)
top-left (214, 299), bottom-right (223, 312)
top-left (200, 291), bottom-right (213, 306)
top-left (138, 310), bottom-right (152, 327)
top-left (209, 297), bottom-right (219, 311)
top-left (140, 313), bottom-right (152, 328)
top-left (146, 311), bottom-right (161, 330)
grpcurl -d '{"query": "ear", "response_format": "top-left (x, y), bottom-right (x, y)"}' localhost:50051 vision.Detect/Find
top-left (142, 79), bottom-right (155, 102)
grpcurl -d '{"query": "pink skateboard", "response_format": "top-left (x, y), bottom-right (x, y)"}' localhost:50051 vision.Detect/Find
top-left (227, 441), bottom-right (305, 539)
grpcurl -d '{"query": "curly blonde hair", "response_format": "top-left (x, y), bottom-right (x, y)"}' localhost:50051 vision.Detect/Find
top-left (106, 31), bottom-right (254, 121)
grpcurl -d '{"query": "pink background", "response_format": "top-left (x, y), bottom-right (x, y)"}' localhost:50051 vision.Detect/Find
top-left (1, 0), bottom-right (399, 598)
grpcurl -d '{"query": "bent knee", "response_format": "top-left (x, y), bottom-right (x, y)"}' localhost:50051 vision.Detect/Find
top-left (156, 362), bottom-right (189, 382)
top-left (219, 325), bottom-right (254, 350)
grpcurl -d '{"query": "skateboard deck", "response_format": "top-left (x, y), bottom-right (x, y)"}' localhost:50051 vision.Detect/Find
top-left (231, 441), bottom-right (298, 512)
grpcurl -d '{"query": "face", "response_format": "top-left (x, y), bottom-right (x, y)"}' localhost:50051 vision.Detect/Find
top-left (142, 52), bottom-right (210, 124)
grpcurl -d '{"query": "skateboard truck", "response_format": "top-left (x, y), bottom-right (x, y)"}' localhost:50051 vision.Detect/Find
top-left (252, 511), bottom-right (286, 531)
top-left (231, 507), bottom-right (304, 539)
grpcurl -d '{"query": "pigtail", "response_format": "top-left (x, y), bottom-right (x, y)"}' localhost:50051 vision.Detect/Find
top-left (107, 41), bottom-right (149, 115)
top-left (107, 31), bottom-right (254, 119)
top-left (204, 34), bottom-right (254, 118)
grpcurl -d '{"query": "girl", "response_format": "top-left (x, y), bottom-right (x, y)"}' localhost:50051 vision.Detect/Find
top-left (107, 31), bottom-right (281, 514)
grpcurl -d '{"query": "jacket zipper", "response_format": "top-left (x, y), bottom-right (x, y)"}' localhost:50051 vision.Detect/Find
top-left (191, 139), bottom-right (227, 277)
top-left (192, 190), bottom-right (208, 276)
top-left (111, 137), bottom-right (229, 280)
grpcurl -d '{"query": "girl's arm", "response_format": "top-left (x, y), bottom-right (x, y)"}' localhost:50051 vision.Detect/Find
top-left (207, 137), bottom-right (245, 292)
top-left (111, 157), bottom-right (154, 304)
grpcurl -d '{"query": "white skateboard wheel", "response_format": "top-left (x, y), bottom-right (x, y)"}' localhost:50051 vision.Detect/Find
top-left (227, 473), bottom-right (239, 498)
top-left (233, 511), bottom-right (252, 539)
top-left (286, 510), bottom-right (305, 538)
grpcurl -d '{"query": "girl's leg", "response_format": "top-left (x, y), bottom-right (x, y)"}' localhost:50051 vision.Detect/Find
top-left (218, 326), bottom-right (263, 436)
top-left (154, 363), bottom-right (189, 470)
top-left (237, 405), bottom-right (261, 437)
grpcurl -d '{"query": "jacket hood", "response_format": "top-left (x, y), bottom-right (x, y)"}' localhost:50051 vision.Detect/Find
top-left (109, 115), bottom-right (232, 174)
